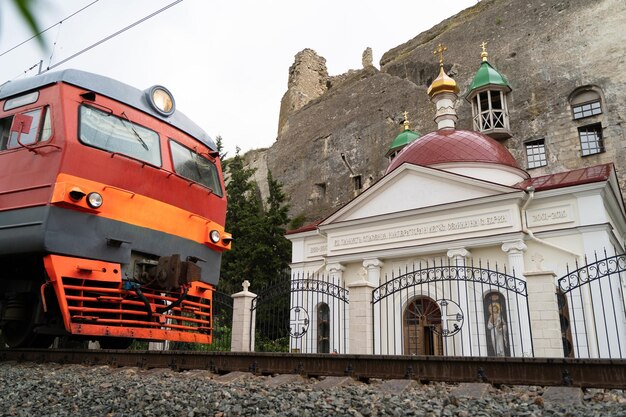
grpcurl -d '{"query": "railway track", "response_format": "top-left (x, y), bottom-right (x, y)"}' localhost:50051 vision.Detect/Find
top-left (1, 349), bottom-right (625, 389)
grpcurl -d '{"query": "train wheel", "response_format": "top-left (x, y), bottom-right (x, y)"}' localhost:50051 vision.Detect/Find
top-left (2, 295), bottom-right (53, 348)
top-left (98, 337), bottom-right (134, 350)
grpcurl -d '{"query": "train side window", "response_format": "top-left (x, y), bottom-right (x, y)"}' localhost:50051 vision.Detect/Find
top-left (0, 107), bottom-right (50, 151)
top-left (0, 115), bottom-right (11, 150)
top-left (78, 105), bottom-right (161, 166)
top-left (169, 140), bottom-right (223, 197)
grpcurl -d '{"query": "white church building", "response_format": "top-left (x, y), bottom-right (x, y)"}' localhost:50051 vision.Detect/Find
top-left (285, 46), bottom-right (626, 359)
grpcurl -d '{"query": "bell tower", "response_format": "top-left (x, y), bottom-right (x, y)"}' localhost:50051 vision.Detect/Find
top-left (466, 42), bottom-right (512, 140)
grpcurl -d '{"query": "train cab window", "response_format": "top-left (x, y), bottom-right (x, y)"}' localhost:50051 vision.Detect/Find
top-left (0, 107), bottom-right (51, 151)
top-left (78, 105), bottom-right (161, 166)
top-left (169, 140), bottom-right (223, 197)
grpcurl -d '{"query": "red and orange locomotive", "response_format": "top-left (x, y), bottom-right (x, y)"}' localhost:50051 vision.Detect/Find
top-left (0, 69), bottom-right (231, 348)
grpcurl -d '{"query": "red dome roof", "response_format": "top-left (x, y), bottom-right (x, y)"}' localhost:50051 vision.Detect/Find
top-left (386, 129), bottom-right (520, 174)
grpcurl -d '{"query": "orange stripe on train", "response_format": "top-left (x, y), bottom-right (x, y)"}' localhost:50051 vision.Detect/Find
top-left (50, 173), bottom-right (231, 251)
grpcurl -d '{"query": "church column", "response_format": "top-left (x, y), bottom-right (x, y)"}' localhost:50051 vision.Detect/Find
top-left (501, 240), bottom-right (533, 357)
top-left (363, 258), bottom-right (383, 286)
top-left (363, 259), bottom-right (383, 354)
top-left (447, 248), bottom-right (472, 356)
top-left (326, 263), bottom-right (347, 353)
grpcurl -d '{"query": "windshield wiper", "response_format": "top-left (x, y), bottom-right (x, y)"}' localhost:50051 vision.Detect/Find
top-left (120, 111), bottom-right (149, 151)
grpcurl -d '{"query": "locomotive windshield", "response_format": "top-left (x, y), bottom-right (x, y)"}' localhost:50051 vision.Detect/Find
top-left (78, 105), bottom-right (161, 166)
top-left (170, 140), bottom-right (223, 197)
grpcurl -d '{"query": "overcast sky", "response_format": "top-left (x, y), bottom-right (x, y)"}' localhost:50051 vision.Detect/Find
top-left (0, 0), bottom-right (477, 156)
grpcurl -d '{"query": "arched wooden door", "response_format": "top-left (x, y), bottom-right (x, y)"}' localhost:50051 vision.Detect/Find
top-left (403, 297), bottom-right (443, 355)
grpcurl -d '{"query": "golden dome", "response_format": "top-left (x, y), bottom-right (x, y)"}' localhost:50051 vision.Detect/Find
top-left (427, 66), bottom-right (460, 97)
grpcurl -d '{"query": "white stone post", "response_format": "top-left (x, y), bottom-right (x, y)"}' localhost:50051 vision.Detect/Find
top-left (525, 270), bottom-right (564, 358)
top-left (326, 263), bottom-right (346, 353)
top-left (501, 239), bottom-right (532, 357)
top-left (348, 279), bottom-right (376, 355)
top-left (230, 280), bottom-right (257, 352)
top-left (447, 248), bottom-right (472, 357)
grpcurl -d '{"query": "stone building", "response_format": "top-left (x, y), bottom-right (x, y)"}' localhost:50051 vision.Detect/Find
top-left (284, 47), bottom-right (626, 359)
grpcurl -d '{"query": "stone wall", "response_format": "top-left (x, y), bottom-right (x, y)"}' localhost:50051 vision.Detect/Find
top-left (246, 0), bottom-right (626, 224)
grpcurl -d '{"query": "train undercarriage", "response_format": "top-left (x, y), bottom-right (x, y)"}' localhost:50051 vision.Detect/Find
top-left (0, 252), bottom-right (214, 348)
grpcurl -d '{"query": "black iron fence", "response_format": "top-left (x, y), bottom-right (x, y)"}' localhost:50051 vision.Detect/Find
top-left (558, 249), bottom-right (626, 359)
top-left (372, 259), bottom-right (532, 357)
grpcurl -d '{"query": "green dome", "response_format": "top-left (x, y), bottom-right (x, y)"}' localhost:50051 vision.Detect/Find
top-left (387, 129), bottom-right (420, 156)
top-left (467, 60), bottom-right (511, 96)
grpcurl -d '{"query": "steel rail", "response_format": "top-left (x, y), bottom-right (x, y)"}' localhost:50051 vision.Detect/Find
top-left (1, 349), bottom-right (624, 389)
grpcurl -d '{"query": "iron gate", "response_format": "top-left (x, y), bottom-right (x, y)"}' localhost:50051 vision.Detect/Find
top-left (558, 250), bottom-right (626, 359)
top-left (372, 259), bottom-right (532, 357)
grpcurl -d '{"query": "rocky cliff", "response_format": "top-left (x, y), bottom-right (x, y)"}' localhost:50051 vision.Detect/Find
top-left (244, 0), bottom-right (626, 225)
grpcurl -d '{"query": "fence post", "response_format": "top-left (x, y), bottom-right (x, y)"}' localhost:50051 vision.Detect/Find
top-left (230, 280), bottom-right (257, 352)
top-left (525, 270), bottom-right (564, 358)
top-left (348, 278), bottom-right (376, 355)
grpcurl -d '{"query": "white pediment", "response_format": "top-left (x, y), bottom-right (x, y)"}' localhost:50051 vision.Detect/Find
top-left (324, 164), bottom-right (518, 224)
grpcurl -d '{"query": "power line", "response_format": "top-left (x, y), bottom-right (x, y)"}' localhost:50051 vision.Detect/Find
top-left (45, 0), bottom-right (183, 72)
top-left (0, 0), bottom-right (100, 58)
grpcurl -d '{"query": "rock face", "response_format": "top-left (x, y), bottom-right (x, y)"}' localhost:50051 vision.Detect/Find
top-left (249, 0), bottom-right (626, 224)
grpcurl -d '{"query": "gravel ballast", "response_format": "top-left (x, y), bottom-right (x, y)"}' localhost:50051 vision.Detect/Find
top-left (1, 362), bottom-right (625, 416)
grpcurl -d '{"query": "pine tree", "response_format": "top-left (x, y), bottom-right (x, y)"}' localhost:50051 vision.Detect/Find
top-left (262, 170), bottom-right (291, 277)
top-left (220, 153), bottom-right (292, 294)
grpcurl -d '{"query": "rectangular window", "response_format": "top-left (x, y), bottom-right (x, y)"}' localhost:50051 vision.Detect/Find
top-left (79, 105), bottom-right (161, 166)
top-left (578, 124), bottom-right (603, 156)
top-left (525, 139), bottom-right (547, 169)
top-left (572, 100), bottom-right (602, 120)
top-left (169, 140), bottom-right (223, 197)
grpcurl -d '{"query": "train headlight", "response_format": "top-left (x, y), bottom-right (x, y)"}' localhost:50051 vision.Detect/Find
top-left (209, 230), bottom-right (221, 244)
top-left (86, 192), bottom-right (103, 209)
top-left (147, 86), bottom-right (175, 116)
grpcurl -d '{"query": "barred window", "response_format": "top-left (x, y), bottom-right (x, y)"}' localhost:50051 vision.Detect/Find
top-left (572, 100), bottom-right (602, 119)
top-left (578, 124), bottom-right (604, 156)
top-left (570, 88), bottom-right (602, 120)
top-left (525, 139), bottom-right (547, 169)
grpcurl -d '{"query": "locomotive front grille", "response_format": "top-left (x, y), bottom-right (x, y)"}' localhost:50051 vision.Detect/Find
top-left (44, 255), bottom-right (214, 343)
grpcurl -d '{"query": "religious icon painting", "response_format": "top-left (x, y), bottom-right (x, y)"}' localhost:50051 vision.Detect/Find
top-left (484, 292), bottom-right (511, 357)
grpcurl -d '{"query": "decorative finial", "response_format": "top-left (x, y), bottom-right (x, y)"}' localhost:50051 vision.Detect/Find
top-left (242, 280), bottom-right (250, 292)
top-left (480, 41), bottom-right (489, 62)
top-left (433, 43), bottom-right (448, 67)
top-left (403, 111), bottom-right (410, 130)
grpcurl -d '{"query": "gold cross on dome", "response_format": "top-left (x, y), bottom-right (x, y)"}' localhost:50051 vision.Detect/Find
top-left (403, 111), bottom-right (410, 130)
top-left (433, 43), bottom-right (448, 67)
top-left (480, 41), bottom-right (489, 61)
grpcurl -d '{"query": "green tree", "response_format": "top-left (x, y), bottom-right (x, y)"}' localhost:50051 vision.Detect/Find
top-left (261, 170), bottom-right (291, 275)
top-left (220, 149), bottom-right (262, 292)
top-left (215, 135), bottom-right (228, 170)
top-left (220, 152), bottom-right (291, 293)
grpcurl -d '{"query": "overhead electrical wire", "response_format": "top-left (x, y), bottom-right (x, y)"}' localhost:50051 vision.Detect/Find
top-left (45, 0), bottom-right (183, 72)
top-left (0, 0), bottom-right (100, 58)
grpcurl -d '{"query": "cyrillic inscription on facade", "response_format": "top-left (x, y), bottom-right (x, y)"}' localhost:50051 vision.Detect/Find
top-left (330, 210), bottom-right (512, 250)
